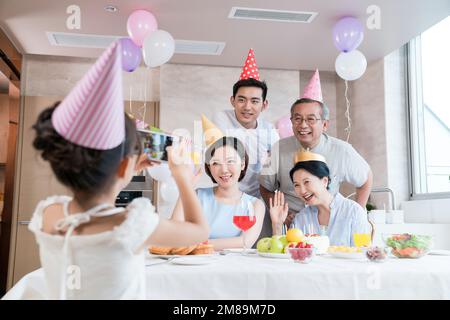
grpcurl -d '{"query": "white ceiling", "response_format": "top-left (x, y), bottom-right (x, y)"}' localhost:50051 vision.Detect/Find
top-left (1, 0), bottom-right (449, 70)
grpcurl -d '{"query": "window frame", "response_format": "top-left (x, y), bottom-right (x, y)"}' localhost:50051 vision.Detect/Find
top-left (407, 36), bottom-right (450, 200)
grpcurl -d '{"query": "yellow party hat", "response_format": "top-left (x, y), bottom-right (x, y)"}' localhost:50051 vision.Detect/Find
top-left (190, 151), bottom-right (202, 165)
top-left (293, 149), bottom-right (327, 164)
top-left (201, 114), bottom-right (224, 147)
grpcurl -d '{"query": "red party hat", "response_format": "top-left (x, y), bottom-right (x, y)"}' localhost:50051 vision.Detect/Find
top-left (239, 48), bottom-right (260, 80)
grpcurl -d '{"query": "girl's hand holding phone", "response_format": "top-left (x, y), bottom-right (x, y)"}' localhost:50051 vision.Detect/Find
top-left (134, 153), bottom-right (160, 173)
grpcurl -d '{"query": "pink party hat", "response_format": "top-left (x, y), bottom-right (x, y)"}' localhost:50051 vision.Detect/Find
top-left (239, 48), bottom-right (260, 80)
top-left (51, 41), bottom-right (125, 150)
top-left (301, 69), bottom-right (323, 103)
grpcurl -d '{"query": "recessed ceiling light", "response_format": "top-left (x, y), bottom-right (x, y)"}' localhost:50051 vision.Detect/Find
top-left (104, 5), bottom-right (118, 13)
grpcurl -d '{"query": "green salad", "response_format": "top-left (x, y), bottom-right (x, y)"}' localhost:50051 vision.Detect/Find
top-left (386, 234), bottom-right (432, 250)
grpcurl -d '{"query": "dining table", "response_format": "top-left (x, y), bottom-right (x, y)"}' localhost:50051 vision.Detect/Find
top-left (5, 250), bottom-right (450, 300)
top-left (144, 251), bottom-right (450, 299)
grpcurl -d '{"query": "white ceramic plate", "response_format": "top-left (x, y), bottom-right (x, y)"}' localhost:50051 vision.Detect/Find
top-left (257, 252), bottom-right (290, 259)
top-left (170, 256), bottom-right (218, 265)
top-left (147, 254), bottom-right (182, 259)
top-left (221, 248), bottom-right (257, 254)
top-left (147, 253), bottom-right (215, 259)
top-left (328, 251), bottom-right (366, 259)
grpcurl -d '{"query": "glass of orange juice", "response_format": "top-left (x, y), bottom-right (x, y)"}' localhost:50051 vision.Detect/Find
top-left (353, 233), bottom-right (371, 247)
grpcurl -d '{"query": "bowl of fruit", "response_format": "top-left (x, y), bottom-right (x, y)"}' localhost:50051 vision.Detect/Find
top-left (287, 242), bottom-right (316, 264)
top-left (383, 233), bottom-right (433, 259)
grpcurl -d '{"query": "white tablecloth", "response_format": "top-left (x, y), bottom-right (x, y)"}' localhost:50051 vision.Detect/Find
top-left (4, 253), bottom-right (450, 299)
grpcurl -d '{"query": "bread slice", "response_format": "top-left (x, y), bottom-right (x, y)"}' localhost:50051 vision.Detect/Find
top-left (191, 244), bottom-right (214, 255)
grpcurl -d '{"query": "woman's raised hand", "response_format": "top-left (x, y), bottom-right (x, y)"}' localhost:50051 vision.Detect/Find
top-left (269, 190), bottom-right (289, 226)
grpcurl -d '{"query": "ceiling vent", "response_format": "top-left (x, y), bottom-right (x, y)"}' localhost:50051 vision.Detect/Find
top-left (228, 7), bottom-right (317, 23)
top-left (175, 40), bottom-right (225, 55)
top-left (47, 32), bottom-right (225, 55)
top-left (47, 32), bottom-right (120, 48)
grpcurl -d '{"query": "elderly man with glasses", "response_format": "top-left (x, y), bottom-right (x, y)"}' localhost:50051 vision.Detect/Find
top-left (258, 70), bottom-right (373, 235)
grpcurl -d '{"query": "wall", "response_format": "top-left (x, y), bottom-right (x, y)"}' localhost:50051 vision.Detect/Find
top-left (336, 57), bottom-right (389, 206)
top-left (24, 55), bottom-right (160, 101)
top-left (384, 47), bottom-right (410, 206)
top-left (0, 93), bottom-right (8, 192)
top-left (335, 47), bottom-right (410, 210)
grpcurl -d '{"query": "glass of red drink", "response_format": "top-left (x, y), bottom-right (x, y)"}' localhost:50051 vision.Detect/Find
top-left (232, 201), bottom-right (256, 254)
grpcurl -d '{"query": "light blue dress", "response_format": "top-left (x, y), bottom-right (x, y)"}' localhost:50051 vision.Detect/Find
top-left (292, 193), bottom-right (371, 246)
top-left (196, 187), bottom-right (258, 239)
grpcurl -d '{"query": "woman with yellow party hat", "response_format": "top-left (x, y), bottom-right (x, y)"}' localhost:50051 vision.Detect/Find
top-left (170, 115), bottom-right (265, 251)
top-left (269, 149), bottom-right (371, 247)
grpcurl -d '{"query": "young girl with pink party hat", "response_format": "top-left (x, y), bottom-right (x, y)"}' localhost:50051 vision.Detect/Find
top-left (27, 41), bottom-right (209, 299)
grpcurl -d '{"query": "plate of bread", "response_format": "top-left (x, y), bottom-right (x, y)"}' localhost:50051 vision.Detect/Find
top-left (148, 242), bottom-right (215, 258)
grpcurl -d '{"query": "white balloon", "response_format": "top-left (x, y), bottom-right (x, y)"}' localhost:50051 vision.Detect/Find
top-left (146, 163), bottom-right (172, 182)
top-left (160, 180), bottom-right (179, 202)
top-left (335, 50), bottom-right (367, 81)
top-left (142, 30), bottom-right (175, 68)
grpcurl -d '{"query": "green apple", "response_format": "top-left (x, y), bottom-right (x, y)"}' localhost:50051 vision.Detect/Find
top-left (272, 235), bottom-right (288, 245)
top-left (279, 236), bottom-right (288, 247)
top-left (269, 238), bottom-right (284, 253)
top-left (257, 237), bottom-right (272, 253)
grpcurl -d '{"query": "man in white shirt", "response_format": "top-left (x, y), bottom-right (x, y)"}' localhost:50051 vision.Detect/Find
top-left (259, 70), bottom-right (373, 232)
top-left (213, 49), bottom-right (279, 198)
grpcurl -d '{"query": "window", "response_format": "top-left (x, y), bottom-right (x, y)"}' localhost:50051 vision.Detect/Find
top-left (408, 15), bottom-right (450, 197)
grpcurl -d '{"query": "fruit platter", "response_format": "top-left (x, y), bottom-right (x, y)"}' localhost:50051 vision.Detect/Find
top-left (384, 234), bottom-right (433, 258)
top-left (256, 228), bottom-right (330, 259)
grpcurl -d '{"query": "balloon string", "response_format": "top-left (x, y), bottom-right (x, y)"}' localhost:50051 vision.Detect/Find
top-left (344, 80), bottom-right (352, 142)
top-left (143, 66), bottom-right (148, 122)
top-left (135, 68), bottom-right (147, 122)
top-left (129, 86), bottom-right (133, 114)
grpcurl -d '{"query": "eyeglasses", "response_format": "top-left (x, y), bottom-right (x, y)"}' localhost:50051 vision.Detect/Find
top-left (291, 116), bottom-right (322, 125)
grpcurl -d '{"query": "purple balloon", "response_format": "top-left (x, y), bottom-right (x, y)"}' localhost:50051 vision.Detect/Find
top-left (332, 17), bottom-right (364, 52)
top-left (119, 38), bottom-right (142, 72)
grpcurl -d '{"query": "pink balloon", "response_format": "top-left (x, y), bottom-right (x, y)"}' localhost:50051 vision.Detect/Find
top-left (127, 10), bottom-right (158, 47)
top-left (276, 115), bottom-right (294, 139)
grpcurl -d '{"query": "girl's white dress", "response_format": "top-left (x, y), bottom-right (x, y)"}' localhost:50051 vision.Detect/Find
top-left (27, 195), bottom-right (159, 299)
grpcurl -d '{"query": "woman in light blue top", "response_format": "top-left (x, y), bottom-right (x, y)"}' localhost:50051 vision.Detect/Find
top-left (171, 137), bottom-right (265, 250)
top-left (269, 157), bottom-right (371, 247)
